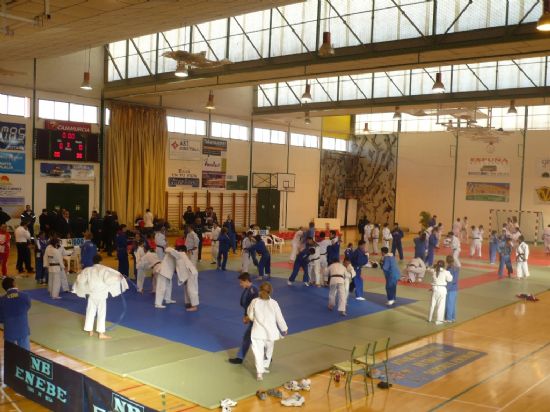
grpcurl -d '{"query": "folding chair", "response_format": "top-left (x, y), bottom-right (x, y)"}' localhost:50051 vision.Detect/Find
top-left (361, 337), bottom-right (391, 391)
top-left (327, 343), bottom-right (372, 399)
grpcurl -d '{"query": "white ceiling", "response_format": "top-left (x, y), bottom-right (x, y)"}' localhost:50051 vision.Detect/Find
top-left (0, 0), bottom-right (302, 60)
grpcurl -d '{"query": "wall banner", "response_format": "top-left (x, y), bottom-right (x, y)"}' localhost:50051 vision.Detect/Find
top-left (226, 175), bottom-right (248, 190)
top-left (537, 159), bottom-right (550, 178)
top-left (82, 376), bottom-right (157, 412)
top-left (202, 156), bottom-right (226, 172)
top-left (467, 156), bottom-right (510, 177)
top-left (466, 182), bottom-right (510, 202)
top-left (44, 120), bottom-right (92, 133)
top-left (202, 137), bottom-right (227, 156)
top-left (0, 152), bottom-right (25, 174)
top-left (40, 163), bottom-right (95, 180)
top-left (167, 165), bottom-right (201, 188)
top-left (202, 171), bottom-right (226, 189)
top-left (169, 136), bottom-right (202, 160)
top-left (535, 186), bottom-right (550, 203)
top-left (0, 121), bottom-right (26, 151)
top-left (202, 137), bottom-right (227, 188)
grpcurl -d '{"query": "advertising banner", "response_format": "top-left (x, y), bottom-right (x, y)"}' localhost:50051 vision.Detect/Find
top-left (537, 158), bottom-right (550, 178)
top-left (226, 175), bottom-right (248, 190)
top-left (44, 120), bottom-right (92, 133)
top-left (202, 137), bottom-right (227, 156)
top-left (535, 186), bottom-right (550, 203)
top-left (202, 137), bottom-right (227, 188)
top-left (0, 121), bottom-right (26, 151)
top-left (202, 171), bottom-right (226, 189)
top-left (466, 182), bottom-right (510, 202)
top-left (167, 165), bottom-right (201, 188)
top-left (467, 156), bottom-right (510, 177)
top-left (82, 376), bottom-right (157, 412)
top-left (0, 152), bottom-right (25, 174)
top-left (169, 136), bottom-right (202, 160)
top-left (40, 163), bottom-right (95, 180)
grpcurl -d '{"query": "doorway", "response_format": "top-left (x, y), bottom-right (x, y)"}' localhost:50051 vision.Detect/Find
top-left (46, 183), bottom-right (89, 220)
top-left (256, 188), bottom-right (280, 230)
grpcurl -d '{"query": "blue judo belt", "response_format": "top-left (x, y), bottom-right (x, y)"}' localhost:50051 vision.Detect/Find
top-left (105, 277), bottom-right (139, 332)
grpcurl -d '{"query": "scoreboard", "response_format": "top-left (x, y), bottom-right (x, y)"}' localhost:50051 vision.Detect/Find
top-left (34, 129), bottom-right (99, 162)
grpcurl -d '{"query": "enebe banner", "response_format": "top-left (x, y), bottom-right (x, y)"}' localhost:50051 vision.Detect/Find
top-left (4, 342), bottom-right (158, 412)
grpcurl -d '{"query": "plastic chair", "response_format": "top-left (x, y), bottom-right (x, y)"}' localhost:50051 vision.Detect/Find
top-left (271, 234), bottom-right (285, 253)
top-left (360, 337), bottom-right (391, 392)
top-left (262, 235), bottom-right (273, 253)
top-left (327, 343), bottom-right (372, 399)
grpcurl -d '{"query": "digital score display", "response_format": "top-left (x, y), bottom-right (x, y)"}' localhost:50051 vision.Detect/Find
top-left (34, 129), bottom-right (99, 162)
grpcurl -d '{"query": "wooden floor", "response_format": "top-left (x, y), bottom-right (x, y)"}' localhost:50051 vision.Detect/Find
top-left (2, 233), bottom-right (550, 411)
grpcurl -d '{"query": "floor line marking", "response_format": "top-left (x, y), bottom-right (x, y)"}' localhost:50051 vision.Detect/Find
top-left (428, 341), bottom-right (550, 411)
top-left (0, 386), bottom-right (23, 412)
top-left (496, 374), bottom-right (550, 411)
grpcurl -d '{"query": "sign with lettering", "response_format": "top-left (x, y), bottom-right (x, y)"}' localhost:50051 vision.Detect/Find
top-left (0, 152), bottom-right (25, 174)
top-left (467, 156), bottom-right (510, 177)
top-left (45, 120), bottom-right (92, 133)
top-left (0, 121), bottom-right (26, 151)
top-left (82, 376), bottom-right (157, 412)
top-left (168, 136), bottom-right (202, 160)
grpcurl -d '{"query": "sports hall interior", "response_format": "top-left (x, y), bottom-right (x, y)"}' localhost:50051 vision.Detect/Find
top-left (1, 0), bottom-right (550, 411)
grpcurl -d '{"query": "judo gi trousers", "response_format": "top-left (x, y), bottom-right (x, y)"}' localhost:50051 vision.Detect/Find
top-left (470, 240), bottom-right (482, 257)
top-left (289, 261), bottom-right (309, 283)
top-left (445, 290), bottom-right (457, 321)
top-left (385, 280), bottom-right (397, 302)
top-left (137, 269), bottom-right (147, 292)
top-left (155, 276), bottom-right (173, 306)
top-left (236, 322), bottom-right (253, 360)
top-left (289, 243), bottom-right (300, 262)
top-left (251, 338), bottom-right (274, 375)
top-left (516, 261), bottom-right (529, 278)
top-left (428, 286), bottom-right (447, 323)
top-left (211, 241), bottom-right (219, 262)
top-left (7, 335), bottom-right (30, 351)
top-left (217, 250), bottom-right (228, 270)
top-left (320, 255), bottom-right (328, 283)
top-left (498, 255), bottom-right (513, 278)
top-left (241, 252), bottom-right (254, 272)
top-left (258, 255), bottom-right (271, 278)
top-left (117, 249), bottom-right (129, 277)
top-left (188, 250), bottom-right (198, 266)
top-left (426, 248), bottom-right (435, 267)
top-left (184, 272), bottom-right (199, 307)
top-left (308, 260), bottom-right (321, 285)
top-left (452, 249), bottom-right (461, 267)
top-left (84, 296), bottom-right (107, 333)
top-left (489, 244), bottom-right (498, 264)
top-left (391, 242), bottom-right (404, 260)
top-left (49, 269), bottom-right (69, 298)
top-left (328, 282), bottom-right (346, 312)
top-left (372, 238), bottom-right (379, 254)
top-left (352, 266), bottom-right (364, 298)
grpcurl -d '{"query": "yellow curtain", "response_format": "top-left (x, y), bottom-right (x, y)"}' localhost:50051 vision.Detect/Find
top-left (105, 103), bottom-right (167, 226)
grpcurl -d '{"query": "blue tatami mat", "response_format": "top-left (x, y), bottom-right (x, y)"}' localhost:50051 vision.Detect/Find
top-left (25, 270), bottom-right (416, 352)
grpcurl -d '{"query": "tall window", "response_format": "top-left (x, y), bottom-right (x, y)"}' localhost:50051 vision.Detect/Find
top-left (322, 137), bottom-right (347, 152)
top-left (290, 133), bottom-right (319, 148)
top-left (253, 128), bottom-right (286, 144)
top-left (211, 122), bottom-right (249, 140)
top-left (38, 99), bottom-right (98, 124)
top-left (166, 116), bottom-right (207, 135)
top-left (0, 93), bottom-right (30, 117)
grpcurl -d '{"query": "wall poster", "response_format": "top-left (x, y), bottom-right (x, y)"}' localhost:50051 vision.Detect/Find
top-left (467, 156), bottom-right (510, 177)
top-left (466, 182), bottom-right (510, 202)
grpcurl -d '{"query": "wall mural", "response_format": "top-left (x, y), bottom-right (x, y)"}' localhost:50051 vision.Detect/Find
top-left (319, 134), bottom-right (398, 225)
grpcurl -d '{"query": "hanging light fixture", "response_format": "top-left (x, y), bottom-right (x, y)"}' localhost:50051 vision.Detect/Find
top-left (363, 122), bottom-right (369, 133)
top-left (304, 111), bottom-right (311, 125)
top-left (393, 106), bottom-right (401, 119)
top-left (205, 90), bottom-right (215, 110)
top-left (537, 0), bottom-right (550, 31)
top-left (175, 61), bottom-right (189, 78)
top-left (80, 48), bottom-right (92, 91)
top-left (301, 82), bottom-right (312, 104)
top-left (318, 32), bottom-right (335, 57)
top-left (507, 99), bottom-right (518, 114)
top-left (432, 72), bottom-right (445, 93)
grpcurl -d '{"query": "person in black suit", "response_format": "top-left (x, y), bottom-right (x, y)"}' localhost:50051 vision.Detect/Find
top-left (38, 209), bottom-right (50, 233)
top-left (193, 217), bottom-right (204, 262)
top-left (56, 210), bottom-right (72, 238)
top-left (183, 206), bottom-right (195, 226)
top-left (89, 210), bottom-right (103, 248)
top-left (102, 211), bottom-right (116, 256)
top-left (228, 272), bottom-right (259, 365)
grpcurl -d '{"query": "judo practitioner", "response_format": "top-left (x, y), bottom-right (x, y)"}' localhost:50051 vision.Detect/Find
top-left (371, 224), bottom-right (380, 255)
top-left (382, 223), bottom-right (392, 249)
top-left (34, 231), bottom-right (48, 285)
top-left (247, 282), bottom-right (288, 381)
top-left (444, 255), bottom-right (459, 323)
top-left (210, 221), bottom-right (221, 264)
top-left (380, 247), bottom-right (400, 306)
top-left (0, 277), bottom-right (31, 350)
top-left (306, 237), bottom-right (321, 286)
top-left (217, 227), bottom-right (231, 271)
top-left (327, 259), bottom-right (350, 316)
top-left (73, 255), bottom-right (129, 339)
top-left (404, 257), bottom-right (427, 283)
top-left (350, 240), bottom-right (369, 300)
top-left (288, 248), bottom-right (312, 285)
top-left (469, 225), bottom-right (482, 257)
top-left (223, 215), bottom-right (237, 254)
top-left (544, 224), bottom-right (550, 256)
top-left (136, 242), bottom-right (161, 293)
top-left (154, 226), bottom-right (167, 260)
top-left (251, 235), bottom-right (271, 279)
top-left (426, 228), bottom-right (438, 267)
top-left (289, 227), bottom-right (304, 262)
top-left (154, 249), bottom-right (178, 309)
top-left (489, 230), bottom-right (499, 264)
top-left (317, 232), bottom-right (331, 285)
top-left (427, 260), bottom-right (453, 325)
top-left (185, 225), bottom-right (200, 266)
top-left (460, 217), bottom-right (469, 242)
top-left (498, 237), bottom-right (514, 278)
top-left (115, 225), bottom-right (129, 277)
top-left (81, 232), bottom-right (97, 269)
top-left (391, 224), bottom-right (404, 261)
top-left (452, 218), bottom-right (461, 237)
top-left (44, 238), bottom-right (69, 299)
top-left (326, 230), bottom-right (340, 264)
top-left (167, 240), bottom-right (199, 311)
top-left (516, 236), bottom-right (530, 279)
top-left (306, 222), bottom-right (316, 241)
top-left (241, 231), bottom-right (257, 273)
top-left (344, 243), bottom-right (353, 261)
top-left (229, 272), bottom-right (259, 364)
top-left (414, 232), bottom-right (427, 261)
top-left (446, 231), bottom-right (461, 267)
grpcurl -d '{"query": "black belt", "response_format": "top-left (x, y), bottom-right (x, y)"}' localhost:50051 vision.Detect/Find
top-left (212, 240), bottom-right (219, 242)
top-left (152, 261), bottom-right (161, 268)
top-left (330, 275), bottom-right (344, 278)
top-left (188, 247), bottom-right (197, 251)
top-left (309, 257), bottom-right (320, 261)
top-left (49, 263), bottom-right (60, 266)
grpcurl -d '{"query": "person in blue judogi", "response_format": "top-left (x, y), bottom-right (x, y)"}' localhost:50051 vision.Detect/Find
top-left (306, 222), bottom-right (316, 241)
top-left (414, 232), bottom-right (427, 261)
top-left (498, 236), bottom-right (513, 278)
top-left (288, 248), bottom-right (312, 285)
top-left (251, 235), bottom-right (271, 279)
top-left (489, 230), bottom-right (499, 265)
top-left (380, 247), bottom-right (400, 306)
top-left (445, 255), bottom-right (460, 322)
top-left (81, 231), bottom-right (98, 269)
top-left (115, 225), bottom-right (129, 277)
top-left (326, 230), bottom-right (340, 264)
top-left (344, 243), bottom-right (354, 261)
top-left (391, 224), bottom-right (404, 260)
top-left (426, 228), bottom-right (438, 267)
top-left (223, 215), bottom-right (237, 254)
top-left (0, 277), bottom-right (31, 351)
top-left (217, 227), bottom-right (231, 271)
top-left (350, 240), bottom-right (369, 301)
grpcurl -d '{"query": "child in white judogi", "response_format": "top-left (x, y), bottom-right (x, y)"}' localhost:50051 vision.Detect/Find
top-left (327, 260), bottom-right (349, 316)
top-left (136, 243), bottom-right (161, 293)
top-left (155, 250), bottom-right (178, 309)
top-left (404, 257), bottom-right (426, 283)
top-left (289, 227), bottom-right (304, 262)
top-left (516, 236), bottom-right (530, 279)
top-left (317, 232), bottom-right (331, 285)
top-left (44, 239), bottom-right (70, 299)
top-left (428, 260), bottom-right (453, 325)
top-left (363, 222), bottom-right (373, 250)
top-left (382, 223), bottom-right (392, 249)
top-left (185, 225), bottom-right (200, 266)
top-left (241, 231), bottom-right (256, 272)
top-left (307, 240), bottom-right (321, 286)
top-left (167, 240), bottom-right (199, 312)
top-left (445, 232), bottom-right (461, 267)
top-left (73, 254), bottom-right (128, 339)
top-left (154, 227), bottom-right (167, 260)
top-left (210, 222), bottom-right (221, 264)
top-left (342, 258), bottom-right (355, 303)
top-left (371, 224), bottom-right (380, 255)
top-left (469, 226), bottom-right (482, 257)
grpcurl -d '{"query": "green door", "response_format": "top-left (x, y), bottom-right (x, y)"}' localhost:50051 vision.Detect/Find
top-left (46, 183), bottom-right (89, 220)
top-left (257, 188), bottom-right (280, 230)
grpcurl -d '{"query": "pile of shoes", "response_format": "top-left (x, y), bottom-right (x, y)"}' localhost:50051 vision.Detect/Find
top-left (220, 398), bottom-right (237, 411)
top-left (516, 293), bottom-right (539, 302)
top-left (280, 379), bottom-right (310, 407)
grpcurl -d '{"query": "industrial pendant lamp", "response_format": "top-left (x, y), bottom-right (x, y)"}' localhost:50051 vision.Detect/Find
top-left (318, 31), bottom-right (335, 57)
top-left (507, 99), bottom-right (518, 114)
top-left (301, 82), bottom-right (312, 103)
top-left (205, 90), bottom-right (215, 110)
top-left (175, 61), bottom-right (189, 78)
top-left (80, 48), bottom-right (92, 91)
top-left (537, 0), bottom-right (550, 31)
top-left (432, 72), bottom-right (445, 93)
top-left (304, 111), bottom-right (311, 125)
top-left (393, 106), bottom-right (401, 119)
